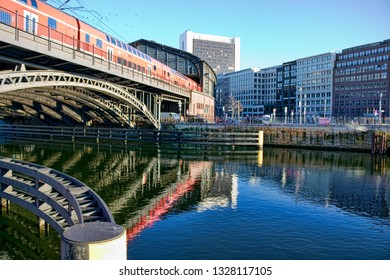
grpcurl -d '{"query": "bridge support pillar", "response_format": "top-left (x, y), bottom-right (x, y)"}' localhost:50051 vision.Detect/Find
top-left (61, 221), bottom-right (126, 260)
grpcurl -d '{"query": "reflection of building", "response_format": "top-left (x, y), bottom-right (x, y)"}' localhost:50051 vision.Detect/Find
top-left (196, 162), bottom-right (243, 211)
top-left (180, 30), bottom-right (240, 75)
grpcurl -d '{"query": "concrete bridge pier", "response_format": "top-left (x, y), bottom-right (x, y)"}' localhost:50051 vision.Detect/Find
top-left (61, 222), bottom-right (127, 260)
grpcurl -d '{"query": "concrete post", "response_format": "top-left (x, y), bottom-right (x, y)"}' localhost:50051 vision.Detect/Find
top-left (61, 222), bottom-right (126, 260)
top-left (258, 130), bottom-right (264, 148)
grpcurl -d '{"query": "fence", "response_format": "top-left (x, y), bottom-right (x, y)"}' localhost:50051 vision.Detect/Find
top-left (0, 124), bottom-right (264, 149)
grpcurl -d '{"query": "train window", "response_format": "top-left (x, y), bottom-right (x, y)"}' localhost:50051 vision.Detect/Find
top-left (96, 39), bottom-right (102, 48)
top-left (19, 0), bottom-right (28, 4)
top-left (128, 61), bottom-right (132, 68)
top-left (136, 50), bottom-right (141, 57)
top-left (30, 0), bottom-right (38, 8)
top-left (110, 37), bottom-right (116, 46)
top-left (153, 65), bottom-right (157, 71)
top-left (48, 18), bottom-right (57, 29)
top-left (141, 53), bottom-right (145, 59)
top-left (85, 34), bottom-right (90, 43)
top-left (106, 35), bottom-right (110, 42)
top-left (0, 11), bottom-right (11, 25)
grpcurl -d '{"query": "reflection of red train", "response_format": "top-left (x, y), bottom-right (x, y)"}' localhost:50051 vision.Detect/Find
top-left (126, 178), bottom-right (196, 242)
top-left (0, 0), bottom-right (201, 91)
top-left (126, 161), bottom-right (211, 242)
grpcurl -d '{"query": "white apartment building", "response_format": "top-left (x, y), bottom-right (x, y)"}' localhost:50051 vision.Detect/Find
top-left (216, 67), bottom-right (279, 120)
top-left (257, 65), bottom-right (279, 115)
top-left (296, 53), bottom-right (336, 120)
top-left (179, 30), bottom-right (240, 74)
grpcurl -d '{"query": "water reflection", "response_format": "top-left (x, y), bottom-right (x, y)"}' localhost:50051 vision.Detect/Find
top-left (0, 140), bottom-right (389, 259)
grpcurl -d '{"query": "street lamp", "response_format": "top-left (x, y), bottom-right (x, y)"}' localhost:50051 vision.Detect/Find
top-left (303, 92), bottom-right (307, 125)
top-left (284, 106), bottom-right (287, 124)
top-left (379, 92), bottom-right (383, 125)
top-left (291, 110), bottom-right (294, 124)
top-left (299, 87), bottom-right (302, 125)
top-left (323, 99), bottom-right (327, 118)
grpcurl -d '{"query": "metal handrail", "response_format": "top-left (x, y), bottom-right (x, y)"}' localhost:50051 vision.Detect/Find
top-left (0, 157), bottom-right (114, 234)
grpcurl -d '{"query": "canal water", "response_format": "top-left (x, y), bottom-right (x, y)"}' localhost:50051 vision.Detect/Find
top-left (0, 139), bottom-right (389, 260)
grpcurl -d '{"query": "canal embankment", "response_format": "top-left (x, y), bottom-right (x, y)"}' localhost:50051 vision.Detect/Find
top-left (0, 124), bottom-right (389, 155)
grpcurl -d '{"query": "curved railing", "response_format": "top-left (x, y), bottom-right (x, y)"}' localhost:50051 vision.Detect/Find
top-left (0, 157), bottom-right (115, 234)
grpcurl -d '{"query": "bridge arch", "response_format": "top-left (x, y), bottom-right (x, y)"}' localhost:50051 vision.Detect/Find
top-left (0, 70), bottom-right (160, 128)
top-left (0, 92), bottom-right (88, 125)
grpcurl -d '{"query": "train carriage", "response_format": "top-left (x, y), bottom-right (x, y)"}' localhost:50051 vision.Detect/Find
top-left (0, 0), bottom-right (201, 92)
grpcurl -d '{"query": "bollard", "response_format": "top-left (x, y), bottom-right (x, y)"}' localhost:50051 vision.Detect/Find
top-left (61, 221), bottom-right (126, 260)
top-left (258, 130), bottom-right (264, 148)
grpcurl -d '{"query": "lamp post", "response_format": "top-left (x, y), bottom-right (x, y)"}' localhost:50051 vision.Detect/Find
top-left (379, 92), bottom-right (383, 125)
top-left (299, 87), bottom-right (302, 125)
top-left (284, 107), bottom-right (287, 124)
top-left (303, 92), bottom-right (307, 125)
top-left (291, 110), bottom-right (294, 124)
top-left (324, 99), bottom-right (327, 118)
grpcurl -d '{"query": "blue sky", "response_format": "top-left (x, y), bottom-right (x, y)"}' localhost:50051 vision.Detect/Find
top-left (48, 0), bottom-right (390, 69)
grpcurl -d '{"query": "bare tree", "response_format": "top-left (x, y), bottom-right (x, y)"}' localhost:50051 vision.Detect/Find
top-left (224, 95), bottom-right (243, 121)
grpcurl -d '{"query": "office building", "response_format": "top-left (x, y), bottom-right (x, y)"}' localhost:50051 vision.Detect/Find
top-left (257, 65), bottom-right (279, 115)
top-left (216, 66), bottom-right (279, 120)
top-left (216, 68), bottom-right (261, 120)
top-left (296, 52), bottom-right (336, 121)
top-left (179, 30), bottom-right (240, 75)
top-left (276, 61), bottom-right (297, 117)
top-left (333, 39), bottom-right (390, 119)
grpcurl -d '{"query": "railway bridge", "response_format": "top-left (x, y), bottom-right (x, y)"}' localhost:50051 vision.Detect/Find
top-left (0, 9), bottom-right (214, 128)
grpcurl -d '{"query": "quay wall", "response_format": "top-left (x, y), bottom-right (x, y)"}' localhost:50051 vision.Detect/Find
top-left (0, 124), bottom-right (389, 153)
top-left (260, 127), bottom-right (376, 152)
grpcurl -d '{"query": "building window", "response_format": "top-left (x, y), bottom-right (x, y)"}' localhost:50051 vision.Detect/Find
top-left (48, 18), bottom-right (57, 29)
top-left (31, 0), bottom-right (38, 8)
top-left (96, 39), bottom-right (103, 48)
top-left (0, 11), bottom-right (11, 25)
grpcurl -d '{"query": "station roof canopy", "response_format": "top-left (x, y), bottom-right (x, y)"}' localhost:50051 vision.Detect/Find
top-left (130, 39), bottom-right (211, 84)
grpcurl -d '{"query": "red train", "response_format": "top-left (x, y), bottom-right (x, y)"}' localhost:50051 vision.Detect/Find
top-left (0, 0), bottom-right (201, 91)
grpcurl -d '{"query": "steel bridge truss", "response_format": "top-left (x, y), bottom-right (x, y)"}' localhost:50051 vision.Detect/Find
top-left (0, 70), bottom-right (162, 128)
